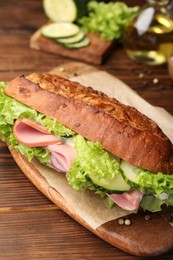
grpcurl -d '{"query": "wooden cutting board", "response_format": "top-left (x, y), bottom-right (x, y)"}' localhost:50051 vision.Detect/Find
top-left (7, 62), bottom-right (173, 257)
top-left (30, 28), bottom-right (115, 65)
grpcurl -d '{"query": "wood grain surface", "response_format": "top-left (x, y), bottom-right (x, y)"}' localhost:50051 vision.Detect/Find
top-left (1, 0), bottom-right (173, 259)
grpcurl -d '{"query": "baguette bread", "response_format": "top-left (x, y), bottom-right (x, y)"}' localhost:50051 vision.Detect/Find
top-left (4, 73), bottom-right (173, 174)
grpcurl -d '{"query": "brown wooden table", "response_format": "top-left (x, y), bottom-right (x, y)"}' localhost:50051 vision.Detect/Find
top-left (0, 1), bottom-right (173, 259)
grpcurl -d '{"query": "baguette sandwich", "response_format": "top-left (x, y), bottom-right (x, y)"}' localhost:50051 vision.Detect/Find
top-left (1, 73), bottom-right (173, 213)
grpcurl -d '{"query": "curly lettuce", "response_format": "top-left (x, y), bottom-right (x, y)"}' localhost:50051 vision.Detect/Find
top-left (137, 170), bottom-right (173, 195)
top-left (0, 81), bottom-right (74, 164)
top-left (140, 194), bottom-right (173, 212)
top-left (66, 135), bottom-right (121, 197)
top-left (78, 1), bottom-right (139, 40)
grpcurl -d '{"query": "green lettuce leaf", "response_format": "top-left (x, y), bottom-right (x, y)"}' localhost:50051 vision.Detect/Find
top-left (78, 1), bottom-right (139, 40)
top-left (66, 135), bottom-right (120, 197)
top-left (41, 116), bottom-right (75, 137)
top-left (140, 194), bottom-right (173, 212)
top-left (137, 170), bottom-right (173, 195)
top-left (0, 81), bottom-right (74, 164)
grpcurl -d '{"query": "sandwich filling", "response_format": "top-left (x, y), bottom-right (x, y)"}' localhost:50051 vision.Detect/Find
top-left (1, 81), bottom-right (173, 212)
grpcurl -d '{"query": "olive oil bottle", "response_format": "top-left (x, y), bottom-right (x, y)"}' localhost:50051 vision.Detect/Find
top-left (123, 0), bottom-right (173, 65)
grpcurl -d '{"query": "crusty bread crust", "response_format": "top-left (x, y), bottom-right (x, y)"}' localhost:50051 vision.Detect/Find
top-left (5, 73), bottom-right (173, 173)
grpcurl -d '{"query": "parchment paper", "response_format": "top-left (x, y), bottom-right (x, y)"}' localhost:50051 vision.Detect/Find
top-left (34, 71), bottom-right (173, 229)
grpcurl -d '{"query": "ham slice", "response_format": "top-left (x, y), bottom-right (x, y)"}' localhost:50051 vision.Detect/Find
top-left (13, 118), bottom-right (76, 173)
top-left (108, 189), bottom-right (143, 211)
top-left (47, 144), bottom-right (76, 173)
top-left (14, 118), bottom-right (61, 147)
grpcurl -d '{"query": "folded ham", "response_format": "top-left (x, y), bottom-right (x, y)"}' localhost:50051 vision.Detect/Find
top-left (47, 144), bottom-right (76, 173)
top-left (13, 118), bottom-right (76, 172)
top-left (14, 118), bottom-right (61, 146)
top-left (108, 189), bottom-right (143, 211)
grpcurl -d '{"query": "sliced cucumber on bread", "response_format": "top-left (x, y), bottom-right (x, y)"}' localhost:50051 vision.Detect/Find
top-left (41, 22), bottom-right (91, 49)
top-left (42, 0), bottom-right (91, 49)
top-left (87, 170), bottom-right (130, 194)
top-left (55, 31), bottom-right (85, 44)
top-left (41, 22), bottom-right (80, 38)
top-left (121, 160), bottom-right (140, 187)
top-left (120, 160), bottom-right (155, 193)
top-left (63, 36), bottom-right (90, 48)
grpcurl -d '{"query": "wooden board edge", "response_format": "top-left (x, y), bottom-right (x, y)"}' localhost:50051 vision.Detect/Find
top-left (97, 213), bottom-right (173, 256)
top-left (30, 29), bottom-right (115, 65)
top-left (9, 147), bottom-right (173, 257)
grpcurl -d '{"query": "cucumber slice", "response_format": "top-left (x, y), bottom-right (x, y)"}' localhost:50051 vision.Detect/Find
top-left (43, 0), bottom-right (77, 22)
top-left (121, 160), bottom-right (140, 187)
top-left (56, 31), bottom-right (85, 44)
top-left (41, 22), bottom-right (80, 39)
top-left (88, 171), bottom-right (130, 194)
top-left (121, 160), bottom-right (155, 194)
top-left (64, 36), bottom-right (90, 48)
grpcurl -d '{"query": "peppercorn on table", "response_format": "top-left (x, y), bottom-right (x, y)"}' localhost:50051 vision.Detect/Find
top-left (1, 0), bottom-right (173, 259)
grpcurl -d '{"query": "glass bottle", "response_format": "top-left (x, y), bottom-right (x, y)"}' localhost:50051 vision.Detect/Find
top-left (123, 0), bottom-right (173, 65)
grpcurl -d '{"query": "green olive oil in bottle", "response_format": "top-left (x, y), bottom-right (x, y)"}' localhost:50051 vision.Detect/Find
top-left (123, 0), bottom-right (173, 65)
